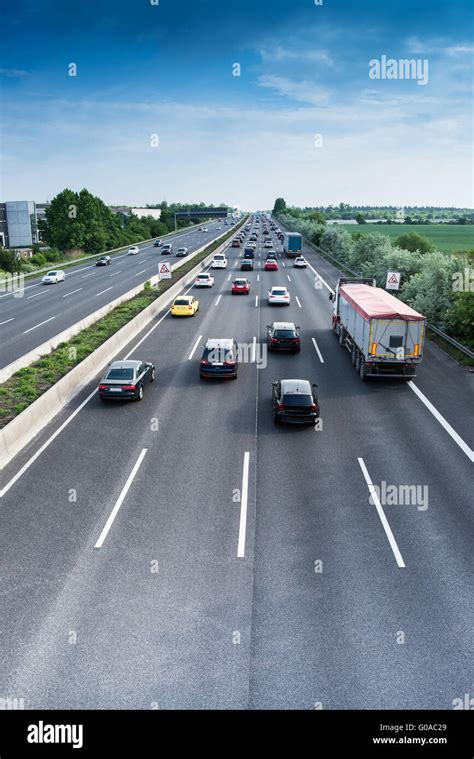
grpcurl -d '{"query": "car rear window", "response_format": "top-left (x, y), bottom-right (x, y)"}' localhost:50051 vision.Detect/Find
top-left (272, 289), bottom-right (287, 295)
top-left (274, 330), bottom-right (296, 338)
top-left (282, 394), bottom-right (312, 407)
top-left (174, 298), bottom-right (190, 305)
top-left (106, 368), bottom-right (134, 380)
top-left (204, 347), bottom-right (234, 362)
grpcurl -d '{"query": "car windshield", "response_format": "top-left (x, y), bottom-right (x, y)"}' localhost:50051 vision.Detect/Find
top-left (274, 330), bottom-right (296, 338)
top-left (282, 394), bottom-right (312, 407)
top-left (174, 299), bottom-right (190, 306)
top-left (106, 368), bottom-right (134, 380)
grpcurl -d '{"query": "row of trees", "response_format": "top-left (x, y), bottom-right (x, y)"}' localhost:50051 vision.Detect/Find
top-left (275, 212), bottom-right (473, 347)
top-left (272, 198), bottom-right (473, 224)
top-left (37, 190), bottom-right (226, 257)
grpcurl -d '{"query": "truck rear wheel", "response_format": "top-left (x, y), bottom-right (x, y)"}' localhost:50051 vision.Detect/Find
top-left (355, 351), bottom-right (360, 372)
top-left (339, 328), bottom-right (345, 347)
top-left (351, 344), bottom-right (357, 366)
top-left (359, 359), bottom-right (366, 381)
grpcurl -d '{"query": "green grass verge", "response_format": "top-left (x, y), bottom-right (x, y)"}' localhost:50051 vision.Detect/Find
top-left (0, 219), bottom-right (247, 429)
top-left (427, 329), bottom-right (474, 368)
top-left (341, 224), bottom-right (474, 253)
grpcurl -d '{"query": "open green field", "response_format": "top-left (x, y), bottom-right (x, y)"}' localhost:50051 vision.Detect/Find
top-left (341, 224), bottom-right (473, 253)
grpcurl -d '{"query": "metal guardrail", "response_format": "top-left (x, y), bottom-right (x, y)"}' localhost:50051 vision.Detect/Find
top-left (0, 217), bottom-right (213, 288)
top-left (425, 323), bottom-right (474, 358)
top-left (276, 216), bottom-right (474, 360)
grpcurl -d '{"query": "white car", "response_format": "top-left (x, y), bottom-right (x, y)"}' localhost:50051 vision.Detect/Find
top-left (211, 254), bottom-right (227, 269)
top-left (42, 269), bottom-right (65, 284)
top-left (128, 246), bottom-right (140, 255)
top-left (201, 227), bottom-right (208, 232)
top-left (293, 256), bottom-right (307, 268)
top-left (264, 240), bottom-right (273, 248)
top-left (268, 286), bottom-right (290, 306)
top-left (216, 226), bottom-right (222, 230)
top-left (195, 272), bottom-right (215, 287)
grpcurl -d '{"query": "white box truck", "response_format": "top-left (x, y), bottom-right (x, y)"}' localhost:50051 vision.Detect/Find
top-left (330, 278), bottom-right (426, 380)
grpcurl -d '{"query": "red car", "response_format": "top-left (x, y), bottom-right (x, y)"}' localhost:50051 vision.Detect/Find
top-left (232, 239), bottom-right (241, 247)
top-left (264, 259), bottom-right (279, 271)
top-left (231, 278), bottom-right (251, 295)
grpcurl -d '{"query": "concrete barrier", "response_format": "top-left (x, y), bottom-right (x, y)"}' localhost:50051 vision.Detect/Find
top-left (0, 226), bottom-right (232, 383)
top-left (0, 221), bottom-right (245, 471)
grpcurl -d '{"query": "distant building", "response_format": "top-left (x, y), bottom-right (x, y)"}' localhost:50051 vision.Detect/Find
top-left (0, 201), bottom-right (50, 247)
top-left (131, 208), bottom-right (162, 220)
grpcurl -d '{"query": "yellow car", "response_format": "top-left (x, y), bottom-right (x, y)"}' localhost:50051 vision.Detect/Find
top-left (170, 295), bottom-right (199, 317)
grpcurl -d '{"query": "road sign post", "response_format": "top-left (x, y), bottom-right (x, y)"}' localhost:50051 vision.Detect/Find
top-left (158, 261), bottom-right (172, 280)
top-left (386, 271), bottom-right (401, 291)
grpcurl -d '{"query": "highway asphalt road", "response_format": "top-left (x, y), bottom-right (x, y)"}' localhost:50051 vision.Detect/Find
top-left (0, 217), bottom-right (472, 709)
top-left (0, 220), bottom-right (228, 370)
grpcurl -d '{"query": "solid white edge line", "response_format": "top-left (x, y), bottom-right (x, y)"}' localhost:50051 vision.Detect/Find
top-left (0, 386), bottom-right (98, 498)
top-left (304, 259), bottom-right (335, 295)
top-left (295, 296), bottom-right (302, 308)
top-left (188, 334), bottom-right (202, 360)
top-left (312, 337), bottom-right (325, 363)
top-left (23, 316), bottom-right (56, 334)
top-left (408, 381), bottom-right (474, 462)
top-left (94, 448), bottom-right (147, 548)
top-left (358, 457), bottom-right (405, 568)
top-left (237, 452), bottom-right (250, 558)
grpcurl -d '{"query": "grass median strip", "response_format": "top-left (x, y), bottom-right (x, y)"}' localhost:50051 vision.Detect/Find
top-left (0, 220), bottom-right (246, 429)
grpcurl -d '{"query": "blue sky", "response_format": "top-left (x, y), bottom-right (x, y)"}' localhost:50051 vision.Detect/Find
top-left (1, 0), bottom-right (472, 209)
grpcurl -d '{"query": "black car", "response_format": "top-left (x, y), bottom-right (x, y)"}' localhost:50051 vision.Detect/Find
top-left (96, 256), bottom-right (111, 266)
top-left (267, 322), bottom-right (301, 352)
top-left (98, 360), bottom-right (155, 401)
top-left (200, 338), bottom-right (239, 379)
top-left (241, 259), bottom-right (254, 271)
top-left (272, 379), bottom-right (319, 425)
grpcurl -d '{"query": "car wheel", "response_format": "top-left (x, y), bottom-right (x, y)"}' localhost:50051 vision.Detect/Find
top-left (137, 384), bottom-right (144, 400)
top-left (273, 412), bottom-right (281, 425)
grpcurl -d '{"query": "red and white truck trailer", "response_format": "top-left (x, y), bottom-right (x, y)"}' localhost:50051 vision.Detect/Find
top-left (330, 278), bottom-right (426, 380)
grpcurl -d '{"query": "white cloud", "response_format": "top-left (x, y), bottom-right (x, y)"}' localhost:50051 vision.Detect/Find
top-left (258, 46), bottom-right (333, 65)
top-left (257, 75), bottom-right (330, 105)
top-left (445, 44), bottom-right (474, 56)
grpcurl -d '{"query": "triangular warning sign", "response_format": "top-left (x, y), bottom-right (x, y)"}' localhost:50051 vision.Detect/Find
top-left (159, 263), bottom-right (169, 273)
top-left (388, 273), bottom-right (398, 283)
